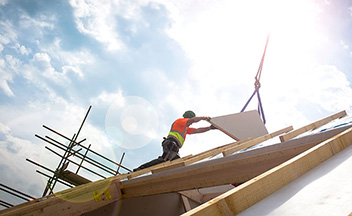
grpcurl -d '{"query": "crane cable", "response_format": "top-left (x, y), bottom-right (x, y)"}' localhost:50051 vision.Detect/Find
top-left (240, 34), bottom-right (270, 124)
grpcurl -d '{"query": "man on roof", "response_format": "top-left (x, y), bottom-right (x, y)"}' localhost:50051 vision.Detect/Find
top-left (133, 110), bottom-right (217, 172)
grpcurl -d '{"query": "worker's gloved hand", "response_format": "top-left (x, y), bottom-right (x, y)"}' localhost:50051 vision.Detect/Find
top-left (203, 116), bottom-right (211, 121)
top-left (210, 125), bottom-right (217, 130)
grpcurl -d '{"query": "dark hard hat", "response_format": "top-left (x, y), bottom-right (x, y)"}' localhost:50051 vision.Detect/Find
top-left (183, 110), bottom-right (196, 118)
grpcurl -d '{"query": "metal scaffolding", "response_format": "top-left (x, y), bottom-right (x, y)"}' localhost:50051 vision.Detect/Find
top-left (25, 105), bottom-right (131, 197)
top-left (1, 106), bottom-right (131, 209)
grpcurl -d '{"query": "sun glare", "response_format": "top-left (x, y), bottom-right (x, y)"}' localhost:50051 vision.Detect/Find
top-left (262, 0), bottom-right (323, 61)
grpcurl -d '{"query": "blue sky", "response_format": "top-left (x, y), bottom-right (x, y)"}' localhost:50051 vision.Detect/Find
top-left (1, 0), bottom-right (352, 207)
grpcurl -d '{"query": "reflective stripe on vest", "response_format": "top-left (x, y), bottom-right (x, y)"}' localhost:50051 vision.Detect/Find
top-left (167, 120), bottom-right (188, 147)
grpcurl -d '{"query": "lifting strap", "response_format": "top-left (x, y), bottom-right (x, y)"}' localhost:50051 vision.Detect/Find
top-left (241, 34), bottom-right (270, 124)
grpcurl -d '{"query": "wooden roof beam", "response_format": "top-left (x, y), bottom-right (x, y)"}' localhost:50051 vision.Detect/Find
top-left (151, 138), bottom-right (253, 174)
top-left (125, 138), bottom-right (254, 179)
top-left (181, 126), bottom-right (352, 215)
top-left (223, 126), bottom-right (293, 156)
top-left (279, 110), bottom-right (346, 142)
top-left (120, 133), bottom-right (328, 199)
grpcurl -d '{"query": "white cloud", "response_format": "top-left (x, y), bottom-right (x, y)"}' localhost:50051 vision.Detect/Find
top-left (0, 55), bottom-right (22, 97)
top-left (0, 122), bottom-right (11, 134)
top-left (69, 0), bottom-right (124, 51)
top-left (68, 0), bottom-right (178, 51)
top-left (38, 38), bottom-right (94, 77)
top-left (0, 0), bottom-right (8, 6)
top-left (30, 52), bottom-right (83, 86)
top-left (305, 65), bottom-right (352, 111)
top-left (90, 90), bottom-right (125, 105)
top-left (0, 120), bottom-right (45, 196)
top-left (33, 52), bottom-right (51, 63)
top-left (19, 14), bottom-right (55, 31)
top-left (0, 80), bottom-right (14, 97)
top-left (15, 44), bottom-right (30, 55)
top-left (32, 52), bottom-right (67, 84)
top-left (0, 98), bottom-right (116, 194)
top-left (62, 65), bottom-right (83, 78)
top-left (0, 20), bottom-right (17, 44)
top-left (341, 40), bottom-right (349, 49)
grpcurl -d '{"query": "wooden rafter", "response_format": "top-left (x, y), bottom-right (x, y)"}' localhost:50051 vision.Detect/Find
top-left (120, 126), bottom-right (340, 199)
top-left (279, 110), bottom-right (346, 142)
top-left (181, 127), bottom-right (352, 215)
top-left (151, 138), bottom-right (253, 174)
top-left (129, 125), bottom-right (291, 177)
top-left (223, 126), bottom-right (293, 156)
top-left (125, 138), bottom-right (253, 179)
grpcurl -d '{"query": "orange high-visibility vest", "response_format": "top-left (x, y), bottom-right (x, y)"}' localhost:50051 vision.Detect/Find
top-left (167, 118), bottom-right (194, 147)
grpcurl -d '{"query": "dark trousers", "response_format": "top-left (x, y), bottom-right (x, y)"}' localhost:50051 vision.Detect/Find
top-left (134, 138), bottom-right (180, 171)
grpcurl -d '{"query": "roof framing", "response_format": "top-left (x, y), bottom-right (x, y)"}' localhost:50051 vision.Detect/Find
top-left (279, 110), bottom-right (346, 142)
top-left (1, 110), bottom-right (350, 216)
top-left (182, 125), bottom-right (352, 215)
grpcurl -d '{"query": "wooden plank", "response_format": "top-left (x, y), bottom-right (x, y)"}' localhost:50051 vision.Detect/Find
top-left (121, 132), bottom-right (328, 199)
top-left (181, 195), bottom-right (192, 212)
top-left (151, 161), bottom-right (186, 174)
top-left (185, 138), bottom-right (252, 164)
top-left (279, 110), bottom-right (346, 142)
top-left (120, 124), bottom-right (352, 198)
top-left (151, 138), bottom-right (253, 174)
top-left (179, 190), bottom-right (203, 204)
top-left (60, 170), bottom-right (91, 186)
top-left (0, 177), bottom-right (121, 216)
top-left (181, 127), bottom-right (352, 216)
top-left (125, 155), bottom-right (194, 179)
top-left (209, 110), bottom-right (268, 141)
top-left (223, 126), bottom-right (293, 156)
top-left (130, 124), bottom-right (270, 177)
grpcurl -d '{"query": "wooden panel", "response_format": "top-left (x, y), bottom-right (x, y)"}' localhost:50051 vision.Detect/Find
top-left (209, 110), bottom-right (268, 141)
top-left (279, 110), bottom-right (346, 142)
top-left (223, 126), bottom-right (293, 156)
top-left (181, 127), bottom-right (352, 216)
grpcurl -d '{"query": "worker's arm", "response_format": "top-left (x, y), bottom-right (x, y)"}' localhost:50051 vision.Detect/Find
top-left (186, 116), bottom-right (210, 127)
top-left (190, 126), bottom-right (211, 134)
top-left (190, 125), bottom-right (217, 134)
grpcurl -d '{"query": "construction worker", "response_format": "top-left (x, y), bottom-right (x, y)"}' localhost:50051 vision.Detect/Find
top-left (133, 110), bottom-right (217, 172)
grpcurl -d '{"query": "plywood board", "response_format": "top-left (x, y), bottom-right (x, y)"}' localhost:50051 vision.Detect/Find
top-left (209, 110), bottom-right (268, 141)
